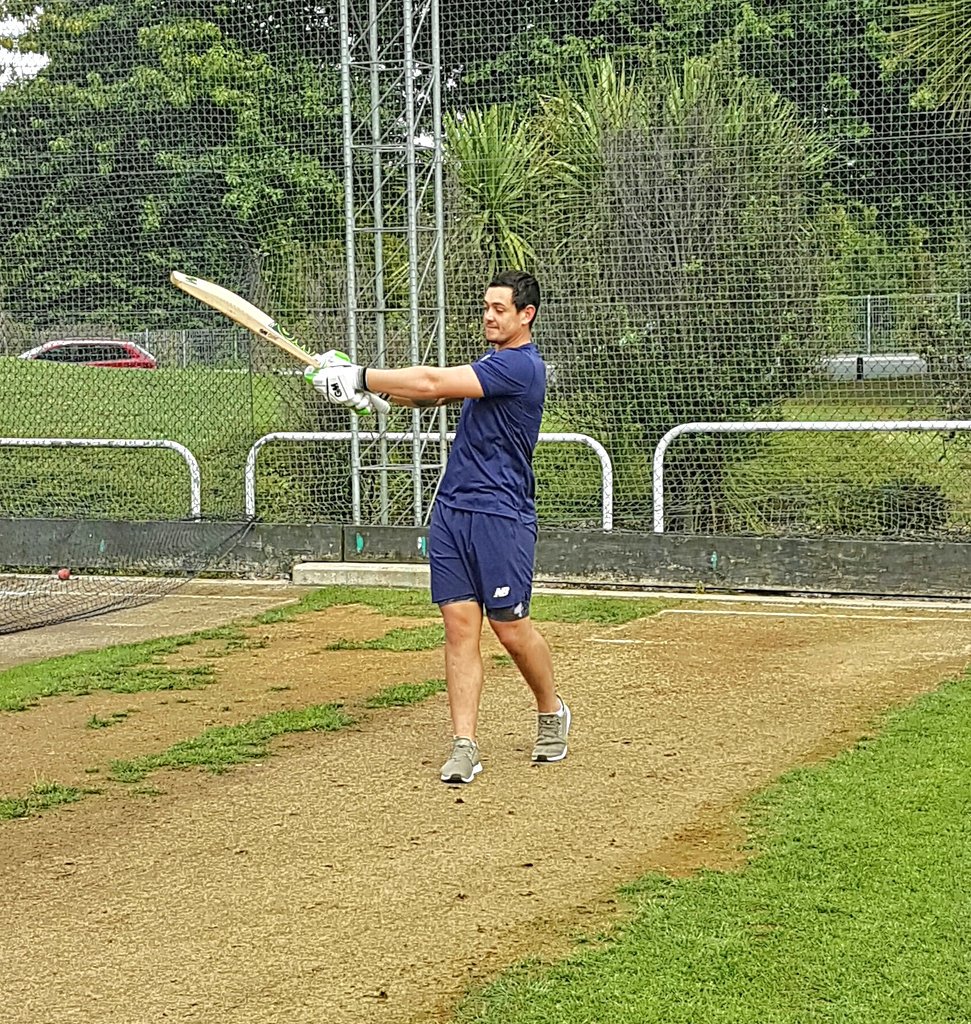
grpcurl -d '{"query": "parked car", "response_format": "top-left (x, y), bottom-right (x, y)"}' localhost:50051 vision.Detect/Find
top-left (18, 338), bottom-right (157, 369)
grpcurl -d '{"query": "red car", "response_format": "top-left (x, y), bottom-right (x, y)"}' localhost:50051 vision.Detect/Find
top-left (19, 338), bottom-right (158, 369)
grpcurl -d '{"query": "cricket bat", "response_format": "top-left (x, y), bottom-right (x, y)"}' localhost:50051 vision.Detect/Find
top-left (169, 271), bottom-right (389, 414)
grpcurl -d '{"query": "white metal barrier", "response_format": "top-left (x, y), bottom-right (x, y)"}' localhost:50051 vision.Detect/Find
top-left (652, 420), bottom-right (971, 533)
top-left (245, 431), bottom-right (614, 529)
top-left (0, 437), bottom-right (203, 519)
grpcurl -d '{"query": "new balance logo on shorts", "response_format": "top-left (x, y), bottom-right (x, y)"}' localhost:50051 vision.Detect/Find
top-left (493, 586), bottom-right (510, 598)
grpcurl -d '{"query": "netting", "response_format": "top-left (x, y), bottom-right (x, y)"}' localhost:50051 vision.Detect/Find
top-left (2, 0), bottom-right (971, 608)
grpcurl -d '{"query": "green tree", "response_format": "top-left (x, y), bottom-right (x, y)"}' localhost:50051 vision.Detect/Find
top-left (891, 0), bottom-right (971, 115)
top-left (0, 1), bottom-right (345, 327)
top-left (535, 55), bottom-right (832, 529)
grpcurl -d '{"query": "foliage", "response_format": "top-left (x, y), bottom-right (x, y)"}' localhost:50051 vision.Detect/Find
top-left (445, 105), bottom-right (567, 276)
top-left (0, 0), bottom-right (345, 324)
top-left (531, 54), bottom-right (832, 529)
top-left (890, 0), bottom-right (971, 116)
top-left (2, 1), bottom-right (971, 538)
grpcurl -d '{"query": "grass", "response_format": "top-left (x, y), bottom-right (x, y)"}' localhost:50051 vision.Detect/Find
top-left (721, 387), bottom-right (971, 536)
top-left (531, 594), bottom-right (669, 624)
top-left (453, 676), bottom-right (971, 1024)
top-left (109, 704), bottom-right (354, 782)
top-left (0, 781), bottom-right (89, 820)
top-left (2, 674), bottom-right (452, 819)
top-left (0, 627), bottom-right (245, 711)
top-left (0, 362), bottom-right (961, 529)
top-left (0, 586), bottom-right (671, 817)
top-left (327, 624), bottom-right (445, 652)
top-left (0, 359), bottom-right (297, 519)
top-left (86, 711), bottom-right (131, 729)
top-left (364, 678), bottom-right (447, 708)
top-left (0, 587), bottom-right (665, 713)
top-left (255, 585), bottom-right (439, 623)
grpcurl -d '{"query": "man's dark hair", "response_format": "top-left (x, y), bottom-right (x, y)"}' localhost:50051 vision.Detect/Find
top-left (489, 269), bottom-right (540, 326)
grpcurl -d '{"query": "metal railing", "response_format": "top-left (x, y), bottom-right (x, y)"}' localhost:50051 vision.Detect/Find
top-left (0, 437), bottom-right (202, 519)
top-left (652, 420), bottom-right (971, 533)
top-left (245, 431), bottom-right (614, 529)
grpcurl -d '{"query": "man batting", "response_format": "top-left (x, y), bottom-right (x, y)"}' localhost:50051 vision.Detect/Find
top-left (313, 270), bottom-right (569, 784)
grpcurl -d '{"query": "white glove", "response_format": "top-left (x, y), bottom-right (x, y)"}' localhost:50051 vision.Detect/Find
top-left (309, 349), bottom-right (391, 415)
top-left (315, 349), bottom-right (356, 370)
top-left (311, 363), bottom-right (369, 410)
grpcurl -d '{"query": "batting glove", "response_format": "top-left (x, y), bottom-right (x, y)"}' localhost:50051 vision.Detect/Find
top-left (308, 351), bottom-right (391, 415)
top-left (314, 349), bottom-right (355, 370)
top-left (312, 363), bottom-right (367, 405)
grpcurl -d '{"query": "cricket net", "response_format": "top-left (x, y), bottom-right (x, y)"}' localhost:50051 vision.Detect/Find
top-left (0, 0), bottom-right (968, 625)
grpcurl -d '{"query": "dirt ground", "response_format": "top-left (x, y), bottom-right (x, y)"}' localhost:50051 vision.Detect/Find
top-left (2, 595), bottom-right (971, 1024)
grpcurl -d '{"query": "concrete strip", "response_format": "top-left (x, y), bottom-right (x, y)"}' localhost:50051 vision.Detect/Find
top-left (291, 561), bottom-right (431, 588)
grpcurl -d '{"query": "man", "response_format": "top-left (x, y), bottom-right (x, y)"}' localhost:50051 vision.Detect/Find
top-left (313, 270), bottom-right (569, 784)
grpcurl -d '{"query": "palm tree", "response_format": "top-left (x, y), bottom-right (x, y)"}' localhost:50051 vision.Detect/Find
top-left (444, 105), bottom-right (554, 275)
top-left (892, 1), bottom-right (971, 115)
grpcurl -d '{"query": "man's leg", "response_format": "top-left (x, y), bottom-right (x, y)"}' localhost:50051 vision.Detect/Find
top-left (438, 599), bottom-right (485, 783)
top-left (488, 615), bottom-right (557, 712)
top-left (441, 599), bottom-right (484, 739)
top-left (490, 614), bottom-right (571, 763)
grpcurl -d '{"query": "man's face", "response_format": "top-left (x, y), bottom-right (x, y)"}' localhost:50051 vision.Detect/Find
top-left (482, 286), bottom-right (533, 345)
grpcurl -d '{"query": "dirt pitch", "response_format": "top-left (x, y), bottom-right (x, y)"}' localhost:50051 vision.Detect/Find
top-left (2, 590), bottom-right (971, 1024)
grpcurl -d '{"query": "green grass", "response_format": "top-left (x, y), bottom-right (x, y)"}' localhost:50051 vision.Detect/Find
top-left (0, 627), bottom-right (245, 711)
top-left (453, 677), bottom-right (971, 1024)
top-left (0, 586), bottom-right (668, 820)
top-left (109, 704), bottom-right (354, 782)
top-left (364, 678), bottom-right (447, 708)
top-left (722, 389), bottom-right (971, 536)
top-left (0, 781), bottom-right (90, 820)
top-left (327, 624), bottom-right (445, 652)
top-left (0, 359), bottom-right (297, 519)
top-left (86, 711), bottom-right (131, 729)
top-left (531, 595), bottom-right (669, 624)
top-left (255, 584), bottom-right (439, 623)
top-left (0, 587), bottom-right (667, 713)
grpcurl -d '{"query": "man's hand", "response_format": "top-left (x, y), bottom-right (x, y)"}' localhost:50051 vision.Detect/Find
top-left (307, 352), bottom-right (391, 415)
top-left (311, 363), bottom-right (368, 409)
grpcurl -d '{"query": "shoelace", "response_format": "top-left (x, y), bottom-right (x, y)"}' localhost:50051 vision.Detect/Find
top-left (536, 714), bottom-right (561, 741)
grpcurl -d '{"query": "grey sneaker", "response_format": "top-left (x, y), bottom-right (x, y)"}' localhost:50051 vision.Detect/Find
top-left (440, 737), bottom-right (482, 783)
top-left (532, 700), bottom-right (571, 762)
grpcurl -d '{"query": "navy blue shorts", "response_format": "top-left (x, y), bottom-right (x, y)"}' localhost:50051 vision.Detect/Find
top-left (429, 504), bottom-right (537, 619)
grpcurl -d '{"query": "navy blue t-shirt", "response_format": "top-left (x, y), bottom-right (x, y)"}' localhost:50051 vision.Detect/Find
top-left (435, 343), bottom-right (546, 523)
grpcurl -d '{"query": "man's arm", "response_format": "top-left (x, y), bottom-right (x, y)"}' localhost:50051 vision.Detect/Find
top-left (364, 364), bottom-right (484, 402)
top-left (389, 395), bottom-right (463, 409)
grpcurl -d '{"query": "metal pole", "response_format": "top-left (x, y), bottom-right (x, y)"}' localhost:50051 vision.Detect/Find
top-left (339, 0), bottom-right (363, 524)
top-left (368, 0), bottom-right (391, 525)
top-left (865, 294), bottom-right (872, 356)
top-left (431, 0), bottom-right (449, 495)
top-left (403, 0), bottom-right (423, 525)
